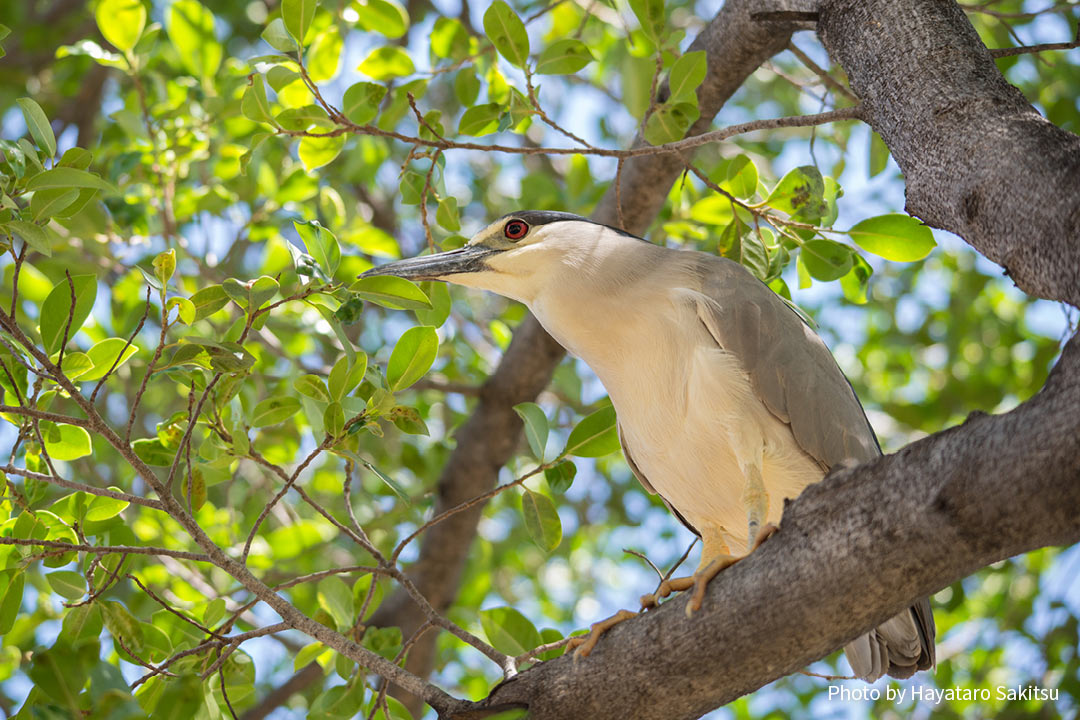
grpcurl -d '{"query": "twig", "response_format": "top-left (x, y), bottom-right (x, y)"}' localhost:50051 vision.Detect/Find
top-left (92, 286), bottom-right (151, 401)
top-left (0, 464), bottom-right (164, 510)
top-left (281, 105), bottom-right (865, 160)
top-left (2, 537), bottom-right (211, 562)
top-left (786, 42), bottom-right (859, 102)
top-left (128, 573), bottom-right (225, 641)
top-left (56, 271), bottom-right (77, 371)
top-left (988, 39), bottom-right (1080, 57)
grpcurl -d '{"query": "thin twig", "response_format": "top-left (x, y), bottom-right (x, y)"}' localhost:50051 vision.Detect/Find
top-left (988, 39), bottom-right (1080, 57)
top-left (92, 286), bottom-right (151, 401)
top-left (2, 537), bottom-right (211, 561)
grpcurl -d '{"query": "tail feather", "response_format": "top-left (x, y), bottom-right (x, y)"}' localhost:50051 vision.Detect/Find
top-left (843, 597), bottom-right (936, 682)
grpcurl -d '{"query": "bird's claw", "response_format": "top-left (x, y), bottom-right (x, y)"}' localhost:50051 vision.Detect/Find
top-left (565, 609), bottom-right (637, 658)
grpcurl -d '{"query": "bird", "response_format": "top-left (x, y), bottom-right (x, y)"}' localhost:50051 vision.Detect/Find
top-left (361, 209), bottom-right (936, 682)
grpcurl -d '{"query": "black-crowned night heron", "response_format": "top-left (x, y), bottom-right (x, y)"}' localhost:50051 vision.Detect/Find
top-left (362, 210), bottom-right (936, 681)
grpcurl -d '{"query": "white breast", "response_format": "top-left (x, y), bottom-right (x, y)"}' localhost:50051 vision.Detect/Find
top-left (531, 279), bottom-right (823, 549)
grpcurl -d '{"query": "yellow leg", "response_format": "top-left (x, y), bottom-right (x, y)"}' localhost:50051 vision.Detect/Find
top-left (565, 609), bottom-right (637, 658)
top-left (639, 521), bottom-right (780, 617)
top-left (741, 462), bottom-right (769, 553)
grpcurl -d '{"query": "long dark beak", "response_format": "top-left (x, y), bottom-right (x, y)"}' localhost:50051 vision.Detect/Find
top-left (359, 244), bottom-right (497, 281)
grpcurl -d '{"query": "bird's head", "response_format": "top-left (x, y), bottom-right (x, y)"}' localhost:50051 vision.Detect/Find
top-left (359, 211), bottom-right (641, 304)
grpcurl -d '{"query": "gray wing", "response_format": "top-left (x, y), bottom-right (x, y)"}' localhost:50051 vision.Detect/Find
top-left (693, 255), bottom-right (880, 469)
top-left (619, 423), bottom-right (700, 536)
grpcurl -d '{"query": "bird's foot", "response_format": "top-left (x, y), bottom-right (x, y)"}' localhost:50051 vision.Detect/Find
top-left (564, 609), bottom-right (638, 658)
top-left (639, 524), bottom-right (780, 617)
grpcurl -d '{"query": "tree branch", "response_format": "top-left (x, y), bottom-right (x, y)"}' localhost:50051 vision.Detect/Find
top-left (818, 0), bottom-right (1080, 306)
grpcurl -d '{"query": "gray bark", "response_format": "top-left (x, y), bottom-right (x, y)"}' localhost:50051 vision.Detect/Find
top-left (818, 0), bottom-right (1080, 307)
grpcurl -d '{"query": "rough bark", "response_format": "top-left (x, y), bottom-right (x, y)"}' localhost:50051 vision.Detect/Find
top-left (447, 331), bottom-right (1080, 720)
top-left (818, 0), bottom-right (1080, 307)
top-left (368, 2), bottom-right (805, 714)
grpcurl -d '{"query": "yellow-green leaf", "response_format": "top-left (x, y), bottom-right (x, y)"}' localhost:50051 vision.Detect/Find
top-left (846, 214), bottom-right (937, 262)
top-left (386, 325), bottom-right (438, 391)
top-left (358, 46), bottom-right (414, 80)
top-left (564, 405), bottom-right (619, 458)
top-left (350, 275), bottom-right (431, 311)
top-left (298, 134), bottom-right (345, 171)
top-left (95, 0), bottom-right (146, 53)
top-left (16, 98), bottom-right (56, 157)
top-left (483, 1), bottom-right (529, 68)
top-left (166, 0), bottom-right (221, 77)
top-left (282, 0), bottom-right (317, 45)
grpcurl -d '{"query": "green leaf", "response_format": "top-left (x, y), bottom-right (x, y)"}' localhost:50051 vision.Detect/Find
top-left (413, 281), bottom-right (451, 327)
top-left (153, 249), bottom-right (176, 287)
top-left (131, 438), bottom-right (173, 466)
top-left (317, 576), bottom-right (354, 630)
top-left (57, 352), bottom-right (93, 379)
top-left (242, 75), bottom-right (276, 126)
top-left (298, 134), bottom-right (345, 171)
top-left (47, 570), bottom-right (87, 600)
top-left (294, 221), bottom-right (340, 278)
top-left (479, 607), bottom-right (542, 656)
top-left (390, 405), bottom-right (428, 435)
top-left (17, 98), bottom-right (56, 157)
top-left (102, 601), bottom-right (143, 651)
top-left (294, 641), bottom-right (328, 672)
top-left (30, 188), bottom-right (79, 221)
top-left (513, 402), bottom-right (548, 461)
top-left (251, 396), bottom-right (301, 427)
top-left (726, 155), bottom-right (758, 199)
top-left (564, 405), bottom-right (620, 458)
top-left (643, 101), bottom-right (698, 146)
top-left (386, 326), bottom-right (438, 391)
top-left (27, 166), bottom-right (117, 193)
top-left (350, 275), bottom-right (431, 310)
top-left (282, 0), bottom-right (317, 45)
top-left (190, 285), bottom-right (230, 321)
top-left (544, 460), bottom-right (576, 494)
top-left (432, 17), bottom-right (469, 60)
top-left (800, 239), bottom-right (854, 281)
top-left (166, 0), bottom-right (221, 78)
top-left (840, 253), bottom-right (873, 305)
top-left (521, 488), bottom-right (561, 551)
top-left (483, 1), bottom-right (529, 68)
top-left (668, 50), bottom-right (706, 102)
top-left (458, 103), bottom-right (503, 137)
top-left (79, 338), bottom-right (138, 381)
top-left (765, 165), bottom-right (827, 220)
top-left (324, 401), bottom-right (344, 436)
top-left (4, 220), bottom-right (53, 256)
top-left (358, 46), bottom-right (415, 80)
top-left (846, 214), bottom-right (937, 262)
top-left (868, 130), bottom-right (890, 178)
top-left (328, 354), bottom-right (366, 399)
top-left (535, 39), bottom-right (593, 75)
top-left (96, 0), bottom-right (146, 53)
top-left (454, 67), bottom-right (480, 106)
top-left (41, 422), bottom-right (93, 461)
top-left (261, 18), bottom-right (298, 53)
top-left (355, 0), bottom-right (409, 39)
top-left (341, 82), bottom-right (387, 125)
top-left (629, 0), bottom-right (665, 42)
top-left (40, 274), bottom-right (98, 354)
top-left (295, 374), bottom-right (332, 402)
top-left (203, 598), bottom-right (226, 628)
top-left (436, 196), bottom-right (461, 231)
top-left (0, 572), bottom-right (25, 634)
top-left (85, 492), bottom-right (129, 522)
top-left (166, 297), bottom-right (195, 325)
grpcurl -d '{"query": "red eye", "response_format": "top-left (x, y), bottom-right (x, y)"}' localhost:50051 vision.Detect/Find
top-left (504, 220), bottom-right (529, 240)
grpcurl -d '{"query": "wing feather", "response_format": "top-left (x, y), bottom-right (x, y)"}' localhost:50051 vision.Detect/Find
top-left (692, 255), bottom-right (880, 468)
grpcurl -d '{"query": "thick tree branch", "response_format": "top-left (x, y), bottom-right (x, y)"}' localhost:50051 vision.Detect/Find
top-left (818, 0), bottom-right (1080, 306)
top-left (450, 331), bottom-right (1080, 720)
